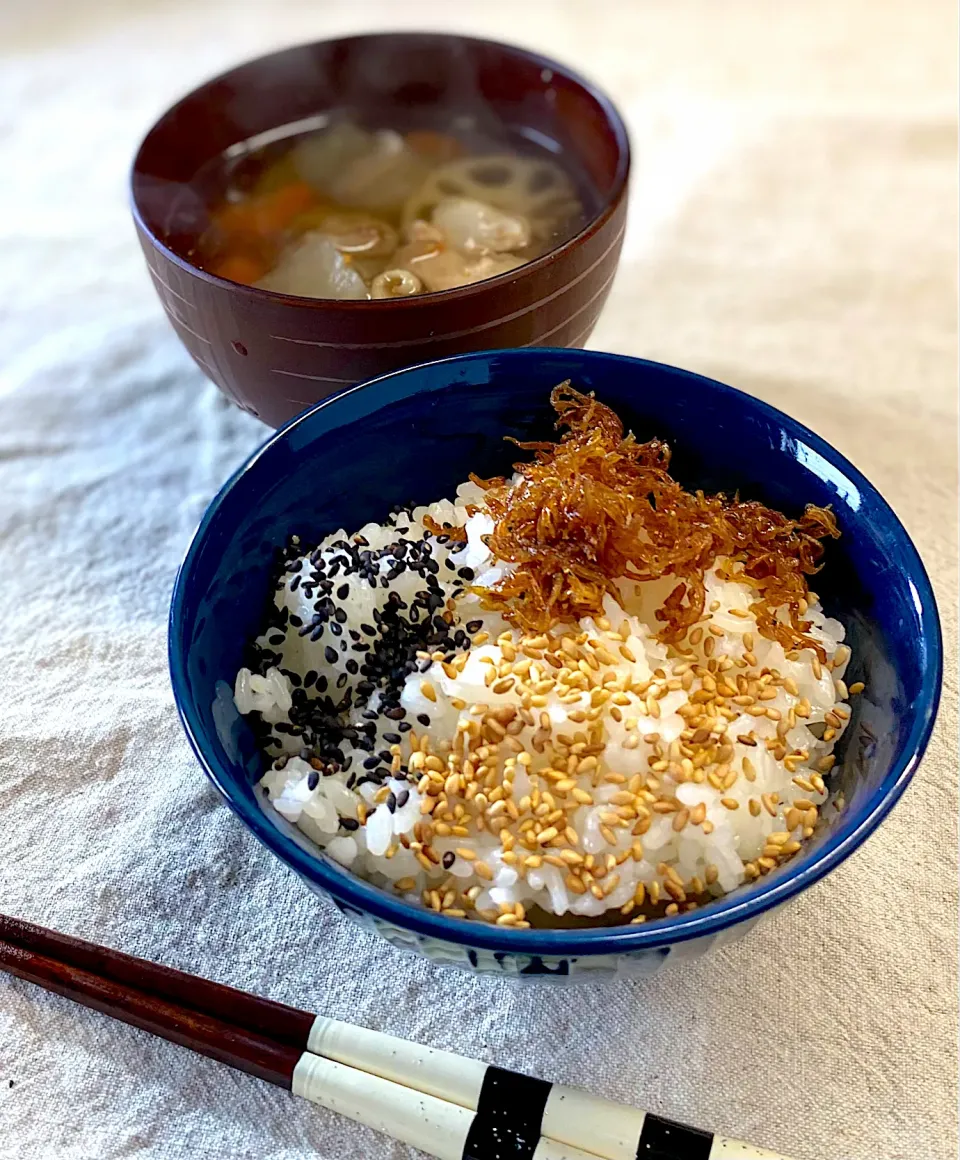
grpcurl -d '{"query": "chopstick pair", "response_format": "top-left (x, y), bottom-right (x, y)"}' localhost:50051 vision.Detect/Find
top-left (0, 914), bottom-right (791, 1160)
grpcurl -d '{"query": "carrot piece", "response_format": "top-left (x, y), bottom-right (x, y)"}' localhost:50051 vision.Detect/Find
top-left (209, 254), bottom-right (269, 286)
top-left (254, 182), bottom-right (318, 232)
top-left (213, 182), bottom-right (319, 239)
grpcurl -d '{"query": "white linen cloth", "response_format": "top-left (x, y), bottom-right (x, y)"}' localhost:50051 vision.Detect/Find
top-left (0, 2), bottom-right (956, 1158)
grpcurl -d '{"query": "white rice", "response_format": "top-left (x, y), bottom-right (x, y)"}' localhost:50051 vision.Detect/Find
top-left (234, 480), bottom-right (851, 927)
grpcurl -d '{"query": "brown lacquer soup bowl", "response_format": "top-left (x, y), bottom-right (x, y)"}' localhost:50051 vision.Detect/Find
top-left (130, 33), bottom-right (630, 427)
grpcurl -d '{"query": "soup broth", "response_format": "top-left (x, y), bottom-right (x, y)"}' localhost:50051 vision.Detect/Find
top-left (187, 112), bottom-right (593, 299)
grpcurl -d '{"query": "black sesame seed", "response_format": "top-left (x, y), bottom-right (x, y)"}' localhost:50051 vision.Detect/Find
top-left (417, 713), bottom-right (431, 727)
top-left (442, 851), bottom-right (455, 869)
top-left (397, 721), bottom-right (412, 733)
top-left (466, 620), bottom-right (483, 633)
top-left (345, 659), bottom-right (359, 675)
top-left (340, 817), bottom-right (360, 831)
top-left (386, 792), bottom-right (397, 813)
top-left (362, 756), bottom-right (380, 769)
top-left (337, 584), bottom-right (349, 600)
top-left (458, 567), bottom-right (475, 580)
top-left (324, 646), bottom-right (337, 665)
top-left (396, 789), bottom-right (410, 808)
top-left (307, 771), bottom-right (319, 791)
top-left (382, 732), bottom-right (401, 744)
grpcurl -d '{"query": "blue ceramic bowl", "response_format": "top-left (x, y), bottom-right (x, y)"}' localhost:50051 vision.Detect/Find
top-left (170, 349), bottom-right (941, 980)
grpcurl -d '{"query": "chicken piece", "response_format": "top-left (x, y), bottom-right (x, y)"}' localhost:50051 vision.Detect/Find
top-left (391, 239), bottom-right (523, 292)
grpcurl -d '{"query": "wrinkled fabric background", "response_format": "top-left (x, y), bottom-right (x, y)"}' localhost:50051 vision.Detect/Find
top-left (0, 2), bottom-right (956, 1158)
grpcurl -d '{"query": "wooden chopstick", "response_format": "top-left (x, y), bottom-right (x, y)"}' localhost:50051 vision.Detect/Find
top-left (0, 929), bottom-right (598, 1160)
top-left (0, 934), bottom-right (301, 1087)
top-left (1, 915), bottom-right (793, 1160)
top-left (0, 912), bottom-right (313, 1047)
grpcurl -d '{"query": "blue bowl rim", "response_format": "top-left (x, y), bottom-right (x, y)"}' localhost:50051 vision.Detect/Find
top-left (129, 30), bottom-right (632, 310)
top-left (169, 348), bottom-right (943, 958)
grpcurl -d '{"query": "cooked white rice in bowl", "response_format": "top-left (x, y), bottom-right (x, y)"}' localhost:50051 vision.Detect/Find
top-left (234, 387), bottom-right (858, 930)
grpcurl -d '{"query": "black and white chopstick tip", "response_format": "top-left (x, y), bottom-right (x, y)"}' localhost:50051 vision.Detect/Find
top-left (636, 1113), bottom-right (713, 1160)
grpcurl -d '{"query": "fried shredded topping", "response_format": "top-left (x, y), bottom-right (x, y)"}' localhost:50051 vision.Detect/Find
top-left (422, 514), bottom-right (469, 542)
top-left (472, 383), bottom-right (840, 658)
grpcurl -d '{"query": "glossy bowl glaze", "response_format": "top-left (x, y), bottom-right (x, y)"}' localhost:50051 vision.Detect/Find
top-left (169, 349), bottom-right (941, 979)
top-left (131, 34), bottom-right (630, 428)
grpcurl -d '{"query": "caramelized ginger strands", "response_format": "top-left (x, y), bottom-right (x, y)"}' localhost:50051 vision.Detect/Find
top-left (472, 383), bottom-right (840, 658)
